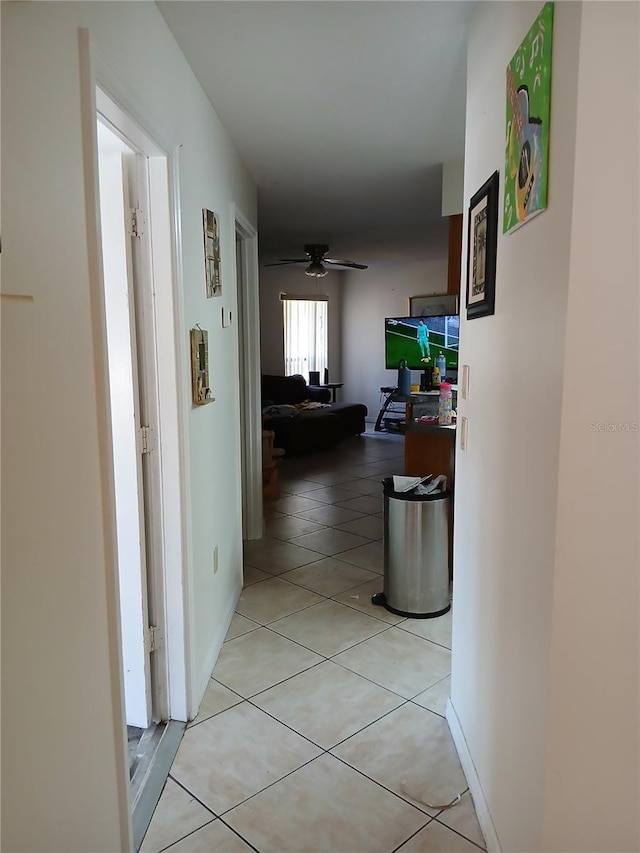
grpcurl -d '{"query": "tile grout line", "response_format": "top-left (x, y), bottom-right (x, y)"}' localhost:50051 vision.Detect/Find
top-left (154, 816), bottom-right (217, 853)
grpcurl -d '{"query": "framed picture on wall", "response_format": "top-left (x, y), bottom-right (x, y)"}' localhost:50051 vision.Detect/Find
top-left (408, 294), bottom-right (458, 317)
top-left (503, 2), bottom-right (554, 234)
top-left (190, 327), bottom-right (214, 405)
top-left (203, 209), bottom-right (222, 297)
top-left (466, 171), bottom-right (499, 320)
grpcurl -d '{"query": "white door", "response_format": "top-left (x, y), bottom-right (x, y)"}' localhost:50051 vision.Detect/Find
top-left (97, 121), bottom-right (153, 728)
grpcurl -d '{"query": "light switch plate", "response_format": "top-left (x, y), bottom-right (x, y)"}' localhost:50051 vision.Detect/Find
top-left (460, 416), bottom-right (469, 451)
top-left (222, 307), bottom-right (233, 328)
top-left (461, 364), bottom-right (470, 400)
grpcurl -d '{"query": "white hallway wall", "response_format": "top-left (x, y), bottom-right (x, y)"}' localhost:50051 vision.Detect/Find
top-left (451, 2), bottom-right (638, 851)
top-left (1, 3), bottom-right (256, 850)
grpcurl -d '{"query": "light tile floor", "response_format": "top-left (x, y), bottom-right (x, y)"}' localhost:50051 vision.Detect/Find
top-left (142, 431), bottom-right (485, 853)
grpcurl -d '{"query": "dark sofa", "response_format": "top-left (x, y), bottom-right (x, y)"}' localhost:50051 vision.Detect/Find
top-left (261, 374), bottom-right (367, 456)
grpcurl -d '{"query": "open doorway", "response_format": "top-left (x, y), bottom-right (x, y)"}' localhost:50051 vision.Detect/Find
top-left (233, 207), bottom-right (262, 541)
top-left (95, 88), bottom-right (188, 849)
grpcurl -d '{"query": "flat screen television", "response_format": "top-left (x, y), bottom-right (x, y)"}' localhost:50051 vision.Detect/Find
top-left (385, 315), bottom-right (460, 372)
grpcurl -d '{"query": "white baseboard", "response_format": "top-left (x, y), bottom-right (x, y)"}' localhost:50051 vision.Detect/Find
top-left (192, 579), bottom-right (241, 719)
top-left (446, 698), bottom-right (502, 853)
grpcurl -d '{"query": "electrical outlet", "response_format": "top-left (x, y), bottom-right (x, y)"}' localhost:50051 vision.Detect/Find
top-left (213, 545), bottom-right (219, 574)
top-left (460, 416), bottom-right (469, 451)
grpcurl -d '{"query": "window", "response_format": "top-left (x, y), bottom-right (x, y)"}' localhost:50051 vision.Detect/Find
top-left (281, 295), bottom-right (328, 378)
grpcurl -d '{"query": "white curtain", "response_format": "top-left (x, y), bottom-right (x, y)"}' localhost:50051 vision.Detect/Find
top-left (282, 298), bottom-right (328, 378)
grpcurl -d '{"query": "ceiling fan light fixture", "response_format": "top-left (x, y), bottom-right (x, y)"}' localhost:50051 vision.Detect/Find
top-left (305, 261), bottom-right (328, 278)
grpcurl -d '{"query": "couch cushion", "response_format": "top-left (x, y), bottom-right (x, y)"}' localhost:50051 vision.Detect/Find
top-left (262, 374), bottom-right (308, 405)
top-left (329, 402), bottom-right (368, 437)
top-left (265, 409), bottom-right (343, 456)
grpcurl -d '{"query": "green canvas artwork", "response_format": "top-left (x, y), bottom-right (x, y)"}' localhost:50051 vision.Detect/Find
top-left (504, 2), bottom-right (554, 234)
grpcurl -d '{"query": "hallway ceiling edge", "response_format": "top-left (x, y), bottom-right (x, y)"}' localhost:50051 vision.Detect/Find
top-left (157, 1), bottom-right (472, 263)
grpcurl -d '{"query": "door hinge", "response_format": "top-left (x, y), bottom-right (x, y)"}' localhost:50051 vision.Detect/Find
top-left (146, 625), bottom-right (162, 654)
top-left (126, 207), bottom-right (145, 238)
top-left (138, 425), bottom-right (156, 455)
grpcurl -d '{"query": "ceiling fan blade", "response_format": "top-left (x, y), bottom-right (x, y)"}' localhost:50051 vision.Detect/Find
top-left (324, 259), bottom-right (369, 270)
top-left (263, 259), bottom-right (309, 266)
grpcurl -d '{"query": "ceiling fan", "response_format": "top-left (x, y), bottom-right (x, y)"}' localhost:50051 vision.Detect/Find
top-left (264, 244), bottom-right (368, 278)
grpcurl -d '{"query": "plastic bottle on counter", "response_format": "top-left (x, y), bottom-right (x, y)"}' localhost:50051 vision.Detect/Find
top-left (432, 366), bottom-right (441, 387)
top-left (436, 352), bottom-right (447, 382)
top-left (438, 382), bottom-right (453, 425)
top-left (397, 359), bottom-right (412, 396)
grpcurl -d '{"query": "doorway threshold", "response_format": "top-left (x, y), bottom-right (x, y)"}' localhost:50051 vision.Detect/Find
top-left (130, 720), bottom-right (185, 851)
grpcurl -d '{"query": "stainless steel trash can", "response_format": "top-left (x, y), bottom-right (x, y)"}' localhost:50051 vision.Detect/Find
top-left (372, 477), bottom-right (450, 618)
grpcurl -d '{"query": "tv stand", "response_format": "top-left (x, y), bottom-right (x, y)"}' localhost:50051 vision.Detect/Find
top-left (374, 386), bottom-right (402, 432)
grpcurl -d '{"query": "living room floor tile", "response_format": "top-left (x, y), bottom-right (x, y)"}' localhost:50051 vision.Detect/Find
top-left (235, 577), bottom-right (323, 625)
top-left (332, 578), bottom-right (406, 625)
top-left (294, 503), bottom-right (365, 527)
top-left (242, 536), bottom-right (323, 574)
top-left (252, 659), bottom-right (404, 749)
top-left (271, 494), bottom-right (326, 515)
top-left (399, 608), bottom-right (453, 649)
top-left (224, 753), bottom-right (428, 853)
top-left (186, 680), bottom-right (243, 728)
top-left (300, 485), bottom-right (363, 505)
top-left (290, 528), bottom-right (370, 556)
top-left (334, 514), bottom-right (384, 540)
top-left (434, 791), bottom-right (486, 849)
top-left (242, 564), bottom-right (270, 586)
top-left (335, 494), bottom-right (384, 514)
top-left (338, 539), bottom-right (384, 572)
top-left (294, 468), bottom-right (363, 486)
top-left (269, 599), bottom-right (388, 657)
top-left (162, 820), bottom-right (255, 852)
top-left (224, 613), bottom-right (260, 642)
top-left (212, 627), bottom-right (323, 697)
top-left (412, 675), bottom-right (451, 718)
top-left (343, 463), bottom-right (384, 479)
top-left (277, 477), bottom-right (328, 495)
top-left (396, 818), bottom-right (484, 852)
top-left (263, 514), bottom-right (325, 541)
top-left (332, 626), bottom-right (451, 698)
top-left (170, 702), bottom-right (321, 815)
top-left (331, 702), bottom-right (467, 816)
top-left (261, 505), bottom-right (284, 520)
top-left (140, 778), bottom-right (213, 853)
top-left (336, 477), bottom-right (383, 495)
top-left (279, 557), bottom-right (377, 597)
top-left (367, 468), bottom-right (399, 480)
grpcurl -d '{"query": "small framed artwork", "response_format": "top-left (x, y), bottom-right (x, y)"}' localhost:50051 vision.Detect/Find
top-left (466, 171), bottom-right (499, 320)
top-left (409, 294), bottom-right (458, 317)
top-left (203, 209), bottom-right (221, 297)
top-left (190, 327), bottom-right (214, 405)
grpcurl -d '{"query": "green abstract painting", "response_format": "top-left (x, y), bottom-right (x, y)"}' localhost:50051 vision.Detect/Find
top-left (504, 2), bottom-right (554, 234)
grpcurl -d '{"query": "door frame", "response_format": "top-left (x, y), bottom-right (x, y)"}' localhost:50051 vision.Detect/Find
top-left (97, 126), bottom-right (156, 728)
top-left (232, 204), bottom-right (263, 541)
top-left (79, 31), bottom-right (191, 850)
top-left (82, 40), bottom-right (191, 722)
top-left (94, 83), bottom-right (190, 723)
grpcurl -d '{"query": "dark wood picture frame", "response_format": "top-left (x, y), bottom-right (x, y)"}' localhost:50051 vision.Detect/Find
top-left (466, 171), bottom-right (499, 319)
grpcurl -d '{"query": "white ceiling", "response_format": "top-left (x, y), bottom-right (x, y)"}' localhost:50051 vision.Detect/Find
top-left (158, 1), bottom-right (472, 264)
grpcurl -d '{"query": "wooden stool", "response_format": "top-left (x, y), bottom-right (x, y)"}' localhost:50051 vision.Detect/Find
top-left (262, 430), bottom-right (284, 500)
